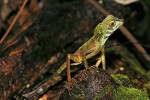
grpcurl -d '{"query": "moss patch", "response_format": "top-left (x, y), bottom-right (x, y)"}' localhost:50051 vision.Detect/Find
top-left (113, 86), bottom-right (149, 100)
top-left (111, 74), bottom-right (149, 100)
top-left (111, 74), bottom-right (130, 85)
top-left (111, 73), bottom-right (138, 88)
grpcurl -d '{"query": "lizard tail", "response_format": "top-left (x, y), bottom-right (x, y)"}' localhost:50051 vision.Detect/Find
top-left (53, 62), bottom-right (67, 77)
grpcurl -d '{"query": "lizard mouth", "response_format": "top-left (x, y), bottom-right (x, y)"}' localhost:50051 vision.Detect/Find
top-left (116, 22), bottom-right (123, 28)
top-left (118, 18), bottom-right (124, 26)
top-left (114, 19), bottom-right (124, 29)
top-left (115, 17), bottom-right (124, 27)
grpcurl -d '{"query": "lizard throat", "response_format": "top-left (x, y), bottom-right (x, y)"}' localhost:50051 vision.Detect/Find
top-left (95, 34), bottom-right (110, 47)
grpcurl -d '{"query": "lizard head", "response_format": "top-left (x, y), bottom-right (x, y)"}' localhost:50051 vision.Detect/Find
top-left (94, 15), bottom-right (123, 37)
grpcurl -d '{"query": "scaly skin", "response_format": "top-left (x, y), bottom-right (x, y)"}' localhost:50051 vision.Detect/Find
top-left (54, 15), bottom-right (123, 77)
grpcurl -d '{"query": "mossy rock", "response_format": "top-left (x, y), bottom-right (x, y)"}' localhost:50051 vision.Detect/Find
top-left (60, 66), bottom-right (149, 100)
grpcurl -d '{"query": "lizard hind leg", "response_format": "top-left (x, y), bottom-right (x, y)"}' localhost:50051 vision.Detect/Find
top-left (67, 53), bottom-right (89, 82)
top-left (67, 54), bottom-right (71, 82)
top-left (67, 53), bottom-right (83, 82)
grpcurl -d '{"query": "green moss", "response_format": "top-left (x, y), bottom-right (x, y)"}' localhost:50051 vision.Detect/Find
top-left (71, 93), bottom-right (86, 100)
top-left (70, 85), bottom-right (86, 100)
top-left (111, 74), bottom-right (149, 100)
top-left (111, 74), bottom-right (129, 84)
top-left (114, 74), bottom-right (129, 80)
top-left (144, 82), bottom-right (150, 87)
top-left (113, 86), bottom-right (149, 100)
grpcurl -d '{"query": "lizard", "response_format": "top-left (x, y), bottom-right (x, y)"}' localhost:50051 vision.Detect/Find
top-left (22, 15), bottom-right (123, 98)
top-left (54, 15), bottom-right (124, 82)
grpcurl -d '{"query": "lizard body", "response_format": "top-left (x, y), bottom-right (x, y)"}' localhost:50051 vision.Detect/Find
top-left (54, 15), bottom-right (123, 77)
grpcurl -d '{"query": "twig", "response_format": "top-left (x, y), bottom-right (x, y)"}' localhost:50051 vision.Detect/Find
top-left (15, 76), bottom-right (62, 100)
top-left (0, 0), bottom-right (28, 45)
top-left (119, 27), bottom-right (150, 62)
top-left (86, 0), bottom-right (150, 63)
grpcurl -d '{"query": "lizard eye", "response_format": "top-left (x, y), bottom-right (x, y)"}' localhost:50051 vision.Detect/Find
top-left (109, 20), bottom-right (116, 27)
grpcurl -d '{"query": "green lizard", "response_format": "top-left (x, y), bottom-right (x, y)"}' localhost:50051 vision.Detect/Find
top-left (22, 15), bottom-right (123, 98)
top-left (54, 15), bottom-right (123, 82)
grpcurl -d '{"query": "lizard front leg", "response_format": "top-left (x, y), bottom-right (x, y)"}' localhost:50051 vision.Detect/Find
top-left (95, 47), bottom-right (106, 69)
